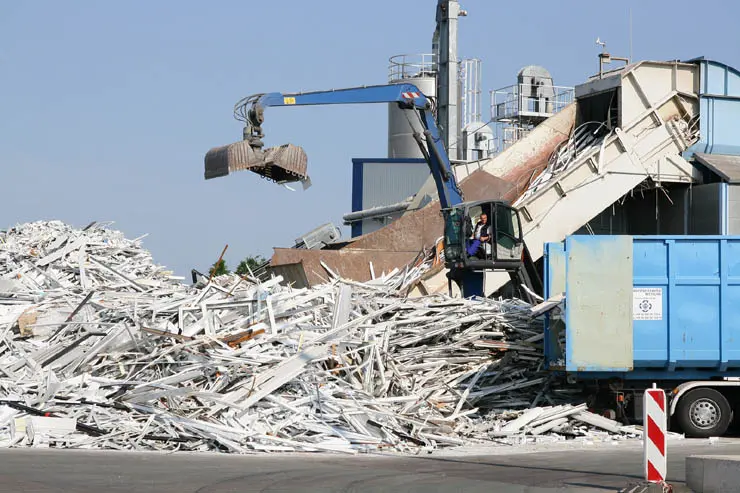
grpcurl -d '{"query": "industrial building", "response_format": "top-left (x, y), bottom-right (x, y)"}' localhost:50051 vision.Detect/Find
top-left (267, 54), bottom-right (740, 296)
top-left (243, 0), bottom-right (740, 302)
top-left (345, 54), bottom-right (574, 238)
top-left (562, 57), bottom-right (740, 238)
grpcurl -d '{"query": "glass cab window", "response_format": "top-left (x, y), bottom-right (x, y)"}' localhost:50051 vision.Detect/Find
top-left (494, 205), bottom-right (523, 261)
top-left (465, 205), bottom-right (493, 261)
top-left (444, 201), bottom-right (524, 270)
top-left (442, 207), bottom-right (465, 264)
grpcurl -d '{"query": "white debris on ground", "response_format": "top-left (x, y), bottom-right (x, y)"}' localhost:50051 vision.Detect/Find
top-left (0, 221), bottom-right (641, 454)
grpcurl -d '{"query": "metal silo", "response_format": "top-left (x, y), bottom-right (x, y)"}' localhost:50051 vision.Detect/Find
top-left (387, 54), bottom-right (437, 159)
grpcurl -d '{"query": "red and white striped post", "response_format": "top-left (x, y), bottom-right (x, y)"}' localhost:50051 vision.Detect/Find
top-left (644, 384), bottom-right (667, 483)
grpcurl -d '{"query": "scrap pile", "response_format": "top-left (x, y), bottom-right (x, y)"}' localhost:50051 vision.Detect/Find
top-left (0, 221), bottom-right (638, 454)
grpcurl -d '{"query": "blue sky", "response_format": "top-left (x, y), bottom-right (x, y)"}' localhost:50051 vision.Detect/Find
top-left (2, 0), bottom-right (738, 277)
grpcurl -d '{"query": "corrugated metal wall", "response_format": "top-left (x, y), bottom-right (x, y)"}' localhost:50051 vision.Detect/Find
top-left (728, 184), bottom-right (740, 234)
top-left (659, 189), bottom-right (689, 234)
top-left (688, 183), bottom-right (721, 234)
top-left (575, 186), bottom-right (689, 236)
top-left (351, 159), bottom-right (429, 237)
top-left (688, 59), bottom-right (740, 156)
top-left (572, 183), bottom-right (732, 236)
top-left (361, 161), bottom-right (428, 209)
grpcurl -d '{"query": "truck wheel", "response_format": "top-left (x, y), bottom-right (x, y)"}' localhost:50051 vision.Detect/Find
top-left (676, 388), bottom-right (731, 438)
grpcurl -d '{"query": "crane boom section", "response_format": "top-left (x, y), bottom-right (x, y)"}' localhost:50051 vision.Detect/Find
top-left (204, 82), bottom-right (534, 299)
top-left (255, 83), bottom-right (429, 109)
top-left (230, 83), bottom-right (462, 207)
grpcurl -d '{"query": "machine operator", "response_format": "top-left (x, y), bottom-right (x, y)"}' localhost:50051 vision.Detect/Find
top-left (467, 213), bottom-right (492, 259)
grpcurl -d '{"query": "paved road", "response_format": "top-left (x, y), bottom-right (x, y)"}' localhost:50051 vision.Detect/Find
top-left (1, 440), bottom-right (739, 492)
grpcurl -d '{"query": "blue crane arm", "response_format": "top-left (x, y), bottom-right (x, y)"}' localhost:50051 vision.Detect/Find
top-left (416, 109), bottom-right (463, 209)
top-left (255, 83), bottom-right (429, 108)
top-left (209, 82), bottom-right (534, 300)
top-left (241, 83), bottom-right (463, 208)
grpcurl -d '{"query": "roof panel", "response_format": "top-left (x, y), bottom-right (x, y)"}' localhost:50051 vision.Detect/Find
top-left (694, 152), bottom-right (740, 183)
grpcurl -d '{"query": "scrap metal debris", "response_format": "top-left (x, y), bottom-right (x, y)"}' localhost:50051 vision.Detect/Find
top-left (0, 221), bottom-right (639, 453)
top-left (515, 121), bottom-right (611, 205)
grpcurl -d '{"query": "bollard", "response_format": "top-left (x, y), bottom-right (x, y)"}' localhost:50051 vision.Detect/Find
top-left (643, 384), bottom-right (667, 483)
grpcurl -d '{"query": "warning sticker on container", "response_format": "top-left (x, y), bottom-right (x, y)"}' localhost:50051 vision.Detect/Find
top-left (633, 288), bottom-right (663, 320)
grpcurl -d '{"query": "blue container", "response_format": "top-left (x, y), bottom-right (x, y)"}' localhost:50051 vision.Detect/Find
top-left (544, 235), bottom-right (740, 380)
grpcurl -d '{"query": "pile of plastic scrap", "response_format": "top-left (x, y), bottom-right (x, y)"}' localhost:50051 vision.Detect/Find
top-left (0, 221), bottom-right (639, 454)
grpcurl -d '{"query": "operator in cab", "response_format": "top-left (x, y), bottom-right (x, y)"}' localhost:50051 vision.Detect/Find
top-left (466, 212), bottom-right (492, 259)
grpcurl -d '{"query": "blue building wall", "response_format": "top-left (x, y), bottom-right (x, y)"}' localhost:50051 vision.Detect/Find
top-left (687, 58), bottom-right (740, 157)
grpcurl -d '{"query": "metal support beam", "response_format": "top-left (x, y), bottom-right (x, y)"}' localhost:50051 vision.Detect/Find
top-left (436, 1), bottom-right (462, 160)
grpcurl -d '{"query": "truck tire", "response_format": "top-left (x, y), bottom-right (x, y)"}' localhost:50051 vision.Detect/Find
top-left (675, 388), bottom-right (731, 438)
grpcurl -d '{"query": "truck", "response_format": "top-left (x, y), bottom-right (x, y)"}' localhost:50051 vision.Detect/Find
top-left (544, 234), bottom-right (740, 437)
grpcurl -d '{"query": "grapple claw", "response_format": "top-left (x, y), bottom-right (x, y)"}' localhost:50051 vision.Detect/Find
top-left (204, 141), bottom-right (308, 184)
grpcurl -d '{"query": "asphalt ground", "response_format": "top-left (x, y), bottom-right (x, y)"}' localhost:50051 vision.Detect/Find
top-left (0, 438), bottom-right (738, 492)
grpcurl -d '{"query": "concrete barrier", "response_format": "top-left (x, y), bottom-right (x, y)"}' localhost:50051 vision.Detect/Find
top-left (686, 455), bottom-right (740, 492)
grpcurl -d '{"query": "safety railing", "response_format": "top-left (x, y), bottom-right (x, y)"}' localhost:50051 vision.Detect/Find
top-left (490, 83), bottom-right (575, 121)
top-left (388, 54), bottom-right (437, 82)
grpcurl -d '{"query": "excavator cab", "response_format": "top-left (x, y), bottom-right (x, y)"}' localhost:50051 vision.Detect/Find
top-left (442, 200), bottom-right (524, 272)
